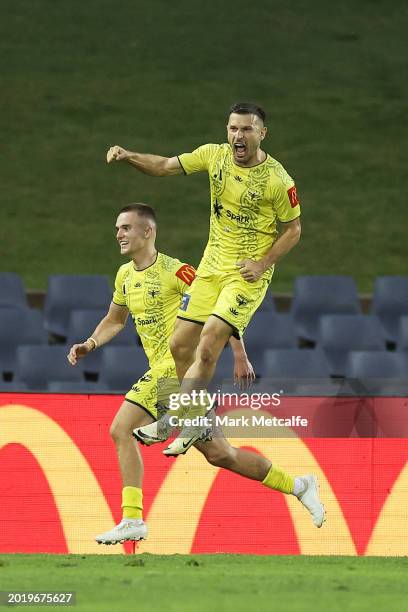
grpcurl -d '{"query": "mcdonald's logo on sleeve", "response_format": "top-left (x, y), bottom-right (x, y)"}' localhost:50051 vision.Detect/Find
top-left (175, 264), bottom-right (196, 286)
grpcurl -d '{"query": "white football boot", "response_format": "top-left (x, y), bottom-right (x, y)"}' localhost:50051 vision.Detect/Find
top-left (163, 422), bottom-right (212, 456)
top-left (95, 519), bottom-right (148, 545)
top-left (133, 412), bottom-right (175, 446)
top-left (296, 475), bottom-right (326, 528)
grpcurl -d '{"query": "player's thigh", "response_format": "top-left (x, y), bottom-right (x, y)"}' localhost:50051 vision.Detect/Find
top-left (110, 400), bottom-right (155, 438)
top-left (171, 318), bottom-right (203, 355)
top-left (214, 277), bottom-right (270, 337)
top-left (198, 315), bottom-right (233, 361)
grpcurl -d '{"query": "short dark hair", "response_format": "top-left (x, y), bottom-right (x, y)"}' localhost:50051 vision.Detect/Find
top-left (228, 102), bottom-right (266, 124)
top-left (119, 203), bottom-right (157, 224)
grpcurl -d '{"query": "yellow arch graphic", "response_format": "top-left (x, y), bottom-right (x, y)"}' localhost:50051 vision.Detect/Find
top-left (0, 405), bottom-right (123, 554)
top-left (139, 409), bottom-right (357, 555)
top-left (365, 460), bottom-right (408, 556)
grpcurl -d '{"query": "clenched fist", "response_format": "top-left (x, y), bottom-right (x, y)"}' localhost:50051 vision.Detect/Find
top-left (106, 145), bottom-right (132, 163)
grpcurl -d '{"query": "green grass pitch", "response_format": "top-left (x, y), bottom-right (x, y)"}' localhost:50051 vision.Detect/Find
top-left (1, 554), bottom-right (407, 611)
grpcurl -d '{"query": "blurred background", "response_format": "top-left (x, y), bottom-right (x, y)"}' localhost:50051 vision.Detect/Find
top-left (1, 0), bottom-right (406, 293)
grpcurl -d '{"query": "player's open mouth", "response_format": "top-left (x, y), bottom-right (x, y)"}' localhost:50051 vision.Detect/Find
top-left (119, 241), bottom-right (129, 247)
top-left (234, 143), bottom-right (246, 158)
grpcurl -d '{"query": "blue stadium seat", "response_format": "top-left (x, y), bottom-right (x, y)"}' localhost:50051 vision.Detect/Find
top-left (213, 347), bottom-right (235, 383)
top-left (67, 309), bottom-right (137, 346)
top-left (44, 274), bottom-right (112, 338)
top-left (243, 312), bottom-right (297, 375)
top-left (0, 380), bottom-right (29, 392)
top-left (15, 345), bottom-right (84, 390)
top-left (98, 346), bottom-right (149, 392)
top-left (397, 316), bottom-right (408, 351)
top-left (0, 273), bottom-right (28, 308)
top-left (344, 351), bottom-right (408, 393)
top-left (371, 276), bottom-right (408, 342)
top-left (47, 381), bottom-right (110, 393)
top-left (0, 307), bottom-right (48, 374)
top-left (317, 314), bottom-right (386, 376)
top-left (261, 348), bottom-right (331, 390)
top-left (290, 275), bottom-right (361, 342)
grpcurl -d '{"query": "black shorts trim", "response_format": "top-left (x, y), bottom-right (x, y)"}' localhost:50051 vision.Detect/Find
top-left (177, 315), bottom-right (205, 327)
top-left (177, 156), bottom-right (187, 175)
top-left (124, 399), bottom-right (156, 421)
top-left (211, 314), bottom-right (240, 339)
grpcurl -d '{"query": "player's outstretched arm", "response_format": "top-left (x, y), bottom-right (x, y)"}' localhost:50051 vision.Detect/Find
top-left (106, 145), bottom-right (183, 177)
top-left (67, 302), bottom-right (129, 365)
top-left (229, 336), bottom-right (255, 390)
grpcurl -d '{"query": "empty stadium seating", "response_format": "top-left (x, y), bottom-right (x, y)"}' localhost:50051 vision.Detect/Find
top-left (0, 307), bottom-right (48, 375)
top-left (98, 346), bottom-right (149, 392)
top-left (291, 275), bottom-right (361, 342)
top-left (44, 274), bottom-right (112, 338)
top-left (14, 345), bottom-right (85, 390)
top-left (317, 314), bottom-right (386, 376)
top-left (0, 272), bottom-right (28, 308)
top-left (371, 276), bottom-right (408, 342)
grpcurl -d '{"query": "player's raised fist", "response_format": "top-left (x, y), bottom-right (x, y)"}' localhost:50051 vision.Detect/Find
top-left (106, 145), bottom-right (131, 163)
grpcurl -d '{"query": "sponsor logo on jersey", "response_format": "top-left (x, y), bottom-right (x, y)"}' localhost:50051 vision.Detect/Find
top-left (180, 294), bottom-right (191, 311)
top-left (226, 210), bottom-right (249, 223)
top-left (131, 385), bottom-right (141, 393)
top-left (229, 307), bottom-right (239, 316)
top-left (134, 282), bottom-right (142, 288)
top-left (287, 185), bottom-right (300, 208)
top-left (234, 175), bottom-right (243, 182)
top-left (176, 264), bottom-right (196, 286)
top-left (148, 289), bottom-right (159, 298)
top-left (137, 316), bottom-right (158, 326)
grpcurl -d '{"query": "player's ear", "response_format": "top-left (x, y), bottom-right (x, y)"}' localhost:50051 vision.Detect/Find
top-left (260, 126), bottom-right (267, 140)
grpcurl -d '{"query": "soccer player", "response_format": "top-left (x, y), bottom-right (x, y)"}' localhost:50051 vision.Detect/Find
top-left (68, 204), bottom-right (324, 546)
top-left (107, 102), bottom-right (302, 457)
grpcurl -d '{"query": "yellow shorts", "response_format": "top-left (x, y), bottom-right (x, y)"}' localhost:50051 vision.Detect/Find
top-left (177, 270), bottom-right (271, 337)
top-left (125, 360), bottom-right (180, 420)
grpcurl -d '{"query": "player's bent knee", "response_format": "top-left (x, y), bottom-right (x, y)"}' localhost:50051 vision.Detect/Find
top-left (203, 445), bottom-right (235, 468)
top-left (109, 419), bottom-right (130, 443)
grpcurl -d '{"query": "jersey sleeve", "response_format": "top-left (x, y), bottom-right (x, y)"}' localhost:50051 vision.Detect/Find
top-left (112, 266), bottom-right (127, 306)
top-left (178, 144), bottom-right (219, 175)
top-left (272, 181), bottom-right (301, 223)
top-left (174, 263), bottom-right (196, 294)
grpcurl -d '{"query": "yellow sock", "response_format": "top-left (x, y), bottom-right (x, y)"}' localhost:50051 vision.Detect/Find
top-left (122, 486), bottom-right (143, 519)
top-left (262, 465), bottom-right (294, 495)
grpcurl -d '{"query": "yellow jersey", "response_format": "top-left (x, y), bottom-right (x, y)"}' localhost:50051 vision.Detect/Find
top-left (113, 253), bottom-right (195, 368)
top-left (178, 143), bottom-right (301, 276)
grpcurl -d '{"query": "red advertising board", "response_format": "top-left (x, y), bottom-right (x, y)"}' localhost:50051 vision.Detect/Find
top-left (1, 393), bottom-right (407, 555)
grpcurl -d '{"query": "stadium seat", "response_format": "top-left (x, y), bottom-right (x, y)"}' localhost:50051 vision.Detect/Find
top-left (371, 276), bottom-right (408, 342)
top-left (397, 315), bottom-right (408, 350)
top-left (290, 275), bottom-right (361, 342)
top-left (243, 312), bottom-right (297, 375)
top-left (344, 351), bottom-right (408, 393)
top-left (98, 346), bottom-right (149, 393)
top-left (15, 345), bottom-right (85, 390)
top-left (213, 346), bottom-right (235, 383)
top-left (67, 309), bottom-right (137, 346)
top-left (0, 273), bottom-right (28, 308)
top-left (44, 274), bottom-right (112, 338)
top-left (317, 314), bottom-right (386, 376)
top-left (0, 380), bottom-right (29, 392)
top-left (261, 348), bottom-right (332, 391)
top-left (0, 307), bottom-right (48, 374)
top-left (47, 381), bottom-right (110, 393)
